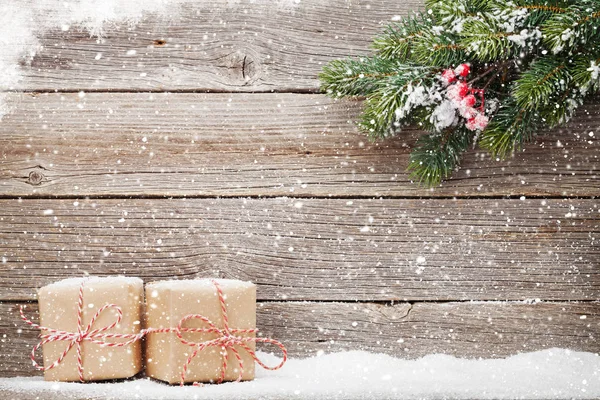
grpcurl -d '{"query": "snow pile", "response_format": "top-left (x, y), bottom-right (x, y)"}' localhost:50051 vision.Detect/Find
top-left (507, 28), bottom-right (542, 48)
top-left (495, 5), bottom-right (529, 34)
top-left (147, 278), bottom-right (254, 291)
top-left (0, 1), bottom-right (37, 119)
top-left (34, 0), bottom-right (174, 37)
top-left (0, 0), bottom-right (176, 118)
top-left (394, 82), bottom-right (443, 121)
top-left (588, 61), bottom-right (600, 81)
top-left (430, 99), bottom-right (457, 130)
top-left (43, 276), bottom-right (143, 289)
top-left (1, 349), bottom-right (598, 399)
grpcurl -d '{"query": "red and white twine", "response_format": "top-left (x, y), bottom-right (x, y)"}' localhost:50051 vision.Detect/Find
top-left (19, 279), bottom-right (287, 385)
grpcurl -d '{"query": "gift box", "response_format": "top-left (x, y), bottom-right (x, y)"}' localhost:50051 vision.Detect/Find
top-left (36, 276), bottom-right (144, 381)
top-left (145, 279), bottom-right (257, 384)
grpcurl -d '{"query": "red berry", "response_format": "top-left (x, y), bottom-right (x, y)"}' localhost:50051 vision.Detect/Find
top-left (475, 114), bottom-right (489, 130)
top-left (447, 81), bottom-right (470, 102)
top-left (456, 82), bottom-right (469, 97)
top-left (441, 69), bottom-right (457, 85)
top-left (462, 94), bottom-right (476, 108)
top-left (455, 63), bottom-right (470, 77)
top-left (465, 117), bottom-right (477, 131)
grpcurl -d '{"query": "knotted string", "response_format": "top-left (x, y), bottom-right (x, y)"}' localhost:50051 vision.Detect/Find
top-left (19, 279), bottom-right (287, 384)
top-left (19, 279), bottom-right (145, 382)
top-left (173, 279), bottom-right (287, 386)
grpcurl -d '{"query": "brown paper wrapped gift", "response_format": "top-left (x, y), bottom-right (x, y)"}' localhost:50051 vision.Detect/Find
top-left (37, 276), bottom-right (144, 381)
top-left (145, 279), bottom-right (257, 384)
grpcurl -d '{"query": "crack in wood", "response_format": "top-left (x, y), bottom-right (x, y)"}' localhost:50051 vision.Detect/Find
top-left (242, 55), bottom-right (247, 80)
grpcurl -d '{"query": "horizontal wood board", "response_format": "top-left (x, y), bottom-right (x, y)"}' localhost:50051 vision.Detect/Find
top-left (0, 93), bottom-right (598, 197)
top-left (1, 301), bottom-right (597, 378)
top-left (0, 390), bottom-right (93, 400)
top-left (0, 198), bottom-right (597, 302)
top-left (1, 2), bottom-right (599, 397)
top-left (15, 0), bottom-right (421, 92)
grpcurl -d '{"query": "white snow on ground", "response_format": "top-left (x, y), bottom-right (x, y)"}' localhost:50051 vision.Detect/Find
top-left (1, 349), bottom-right (599, 399)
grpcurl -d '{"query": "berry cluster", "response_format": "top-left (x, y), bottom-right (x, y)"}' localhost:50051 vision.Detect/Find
top-left (440, 64), bottom-right (489, 132)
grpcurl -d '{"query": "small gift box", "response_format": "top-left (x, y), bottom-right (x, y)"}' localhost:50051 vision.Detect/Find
top-left (21, 276), bottom-right (286, 384)
top-left (145, 279), bottom-right (261, 384)
top-left (34, 276), bottom-right (144, 381)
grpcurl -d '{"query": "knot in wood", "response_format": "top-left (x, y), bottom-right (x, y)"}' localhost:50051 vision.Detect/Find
top-left (220, 49), bottom-right (261, 85)
top-left (27, 170), bottom-right (44, 186)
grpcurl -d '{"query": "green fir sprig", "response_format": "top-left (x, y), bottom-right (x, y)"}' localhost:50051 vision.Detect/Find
top-left (319, 0), bottom-right (600, 186)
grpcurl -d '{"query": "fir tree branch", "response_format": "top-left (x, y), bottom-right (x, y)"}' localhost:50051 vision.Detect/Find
top-left (514, 1), bottom-right (569, 14)
top-left (460, 19), bottom-right (515, 61)
top-left (412, 29), bottom-right (468, 66)
top-left (573, 55), bottom-right (600, 94)
top-left (480, 98), bottom-right (540, 158)
top-left (518, 5), bottom-right (566, 13)
top-left (512, 57), bottom-right (571, 109)
top-left (425, 0), bottom-right (493, 20)
top-left (358, 68), bottom-right (439, 137)
top-left (408, 127), bottom-right (473, 186)
top-left (373, 13), bottom-right (429, 61)
top-left (543, 1), bottom-right (600, 54)
top-left (359, 93), bottom-right (401, 137)
top-left (319, 57), bottom-right (400, 97)
top-left (537, 85), bottom-right (581, 127)
top-left (318, 0), bottom-right (600, 187)
top-left (516, 1), bottom-right (569, 26)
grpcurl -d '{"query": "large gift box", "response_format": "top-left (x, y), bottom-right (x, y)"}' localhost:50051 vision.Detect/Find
top-left (145, 279), bottom-right (257, 384)
top-left (36, 276), bottom-right (144, 381)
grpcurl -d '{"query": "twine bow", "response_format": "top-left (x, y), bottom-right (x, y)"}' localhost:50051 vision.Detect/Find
top-left (19, 280), bottom-right (143, 382)
top-left (174, 279), bottom-right (287, 386)
top-left (19, 279), bottom-right (287, 385)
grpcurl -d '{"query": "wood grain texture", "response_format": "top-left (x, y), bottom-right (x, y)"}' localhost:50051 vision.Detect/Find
top-left (1, 301), bottom-right (597, 377)
top-left (16, 0), bottom-right (421, 92)
top-left (0, 1), bottom-right (597, 397)
top-left (0, 93), bottom-right (598, 197)
top-left (0, 390), bottom-right (83, 400)
top-left (0, 198), bottom-right (597, 302)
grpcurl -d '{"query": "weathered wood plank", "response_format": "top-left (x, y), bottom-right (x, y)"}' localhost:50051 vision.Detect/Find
top-left (0, 198), bottom-right (597, 302)
top-left (16, 0), bottom-right (420, 92)
top-left (0, 389), bottom-right (83, 400)
top-left (1, 301), bottom-right (597, 377)
top-left (0, 93), bottom-right (598, 197)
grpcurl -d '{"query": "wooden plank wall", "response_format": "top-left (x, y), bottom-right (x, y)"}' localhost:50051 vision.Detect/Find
top-left (0, 0), bottom-right (598, 379)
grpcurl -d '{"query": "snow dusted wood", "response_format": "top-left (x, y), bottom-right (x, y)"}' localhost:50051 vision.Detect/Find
top-left (0, 389), bottom-right (73, 400)
top-left (1, 2), bottom-right (599, 393)
top-left (0, 93), bottom-right (598, 198)
top-left (16, 0), bottom-right (421, 92)
top-left (1, 301), bottom-right (597, 378)
top-left (0, 198), bottom-right (597, 302)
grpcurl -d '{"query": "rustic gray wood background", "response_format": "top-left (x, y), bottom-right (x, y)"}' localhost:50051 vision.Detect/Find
top-left (0, 0), bottom-right (598, 385)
